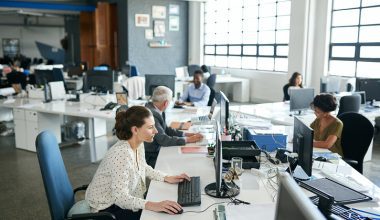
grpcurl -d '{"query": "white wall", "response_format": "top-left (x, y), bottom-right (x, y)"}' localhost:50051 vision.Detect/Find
top-left (189, 0), bottom-right (333, 103)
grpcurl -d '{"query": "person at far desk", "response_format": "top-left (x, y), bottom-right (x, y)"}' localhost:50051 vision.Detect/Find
top-left (310, 94), bottom-right (344, 156)
top-left (175, 70), bottom-right (211, 107)
top-left (283, 72), bottom-right (303, 101)
top-left (145, 86), bottom-right (203, 167)
top-left (85, 106), bottom-right (191, 219)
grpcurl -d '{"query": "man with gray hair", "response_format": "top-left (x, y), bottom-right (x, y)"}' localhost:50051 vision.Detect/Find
top-left (144, 86), bottom-right (203, 167)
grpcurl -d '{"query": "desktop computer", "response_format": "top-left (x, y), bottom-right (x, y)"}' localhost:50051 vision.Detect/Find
top-left (83, 69), bottom-right (114, 93)
top-left (289, 88), bottom-right (314, 114)
top-left (220, 91), bottom-right (230, 133)
top-left (356, 78), bottom-right (380, 102)
top-left (145, 74), bottom-right (175, 97)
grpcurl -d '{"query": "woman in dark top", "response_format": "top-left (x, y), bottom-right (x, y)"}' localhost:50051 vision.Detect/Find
top-left (283, 72), bottom-right (303, 101)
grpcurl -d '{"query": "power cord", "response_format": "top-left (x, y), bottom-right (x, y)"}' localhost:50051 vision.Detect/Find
top-left (183, 201), bottom-right (226, 213)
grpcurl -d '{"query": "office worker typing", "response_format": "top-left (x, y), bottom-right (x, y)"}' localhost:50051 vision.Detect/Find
top-left (85, 106), bottom-right (191, 219)
top-left (145, 86), bottom-right (203, 168)
top-left (283, 72), bottom-right (303, 101)
top-left (176, 70), bottom-right (211, 107)
top-left (310, 94), bottom-right (344, 156)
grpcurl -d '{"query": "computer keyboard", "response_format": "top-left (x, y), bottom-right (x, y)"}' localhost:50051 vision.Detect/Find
top-left (320, 170), bottom-right (369, 193)
top-left (177, 176), bottom-right (201, 207)
top-left (310, 196), bottom-right (367, 220)
top-left (191, 115), bottom-right (210, 124)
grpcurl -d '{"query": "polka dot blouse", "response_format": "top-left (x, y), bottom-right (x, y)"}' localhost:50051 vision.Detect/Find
top-left (85, 140), bottom-right (167, 212)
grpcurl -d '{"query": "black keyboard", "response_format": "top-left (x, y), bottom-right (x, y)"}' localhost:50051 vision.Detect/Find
top-left (310, 196), bottom-right (367, 220)
top-left (198, 115), bottom-right (209, 121)
top-left (177, 176), bottom-right (201, 206)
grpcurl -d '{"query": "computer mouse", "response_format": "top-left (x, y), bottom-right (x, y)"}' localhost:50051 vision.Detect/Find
top-left (177, 208), bottom-right (183, 214)
top-left (315, 156), bottom-right (327, 162)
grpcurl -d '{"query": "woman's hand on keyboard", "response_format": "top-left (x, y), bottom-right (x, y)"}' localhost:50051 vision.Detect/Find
top-left (164, 173), bottom-right (191, 183)
top-left (145, 200), bottom-right (182, 214)
top-left (185, 133), bottom-right (203, 143)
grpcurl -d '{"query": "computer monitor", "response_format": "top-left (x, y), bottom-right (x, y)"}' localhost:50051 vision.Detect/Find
top-left (293, 116), bottom-right (314, 177)
top-left (320, 76), bottom-right (341, 93)
top-left (220, 91), bottom-right (230, 133)
top-left (83, 69), bottom-right (114, 93)
top-left (145, 74), bottom-right (175, 96)
top-left (204, 121), bottom-right (240, 198)
top-left (353, 91), bottom-right (366, 105)
top-left (275, 173), bottom-right (325, 220)
top-left (35, 69), bottom-right (65, 88)
top-left (356, 78), bottom-right (380, 101)
top-left (289, 88), bottom-right (314, 113)
top-left (67, 66), bottom-right (83, 78)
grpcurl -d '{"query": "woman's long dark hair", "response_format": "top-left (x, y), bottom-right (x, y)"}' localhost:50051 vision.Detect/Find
top-left (288, 72), bottom-right (303, 87)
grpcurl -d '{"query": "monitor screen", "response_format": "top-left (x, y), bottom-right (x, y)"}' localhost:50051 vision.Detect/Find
top-left (353, 91), bottom-right (366, 105)
top-left (67, 66), bottom-right (83, 78)
top-left (35, 69), bottom-right (65, 87)
top-left (356, 78), bottom-right (380, 101)
top-left (293, 116), bottom-right (314, 177)
top-left (275, 173), bottom-right (325, 220)
top-left (220, 91), bottom-right (229, 133)
top-left (290, 88), bottom-right (314, 112)
top-left (214, 122), bottom-right (222, 196)
top-left (84, 69), bottom-right (114, 93)
top-left (145, 74), bottom-right (175, 96)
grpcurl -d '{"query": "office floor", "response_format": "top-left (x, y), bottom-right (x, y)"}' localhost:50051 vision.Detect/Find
top-left (0, 132), bottom-right (379, 219)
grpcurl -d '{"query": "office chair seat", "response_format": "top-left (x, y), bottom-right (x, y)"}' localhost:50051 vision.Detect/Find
top-left (337, 112), bottom-right (374, 174)
top-left (337, 95), bottom-right (361, 117)
top-left (35, 131), bottom-right (115, 220)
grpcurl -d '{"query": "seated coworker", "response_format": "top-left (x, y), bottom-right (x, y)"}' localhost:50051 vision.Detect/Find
top-left (283, 72), bottom-right (303, 101)
top-left (176, 70), bottom-right (211, 107)
top-left (310, 94), bottom-right (343, 156)
top-left (85, 106), bottom-right (190, 219)
top-left (145, 86), bottom-right (203, 167)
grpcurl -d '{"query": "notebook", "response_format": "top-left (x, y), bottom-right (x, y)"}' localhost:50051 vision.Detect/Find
top-left (180, 147), bottom-right (208, 154)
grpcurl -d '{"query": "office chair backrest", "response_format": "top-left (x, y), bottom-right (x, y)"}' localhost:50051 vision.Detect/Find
top-left (188, 64), bottom-right (201, 76)
top-left (337, 95), bottom-right (361, 116)
top-left (130, 65), bottom-right (139, 77)
top-left (6, 71), bottom-right (27, 89)
top-left (208, 87), bottom-right (216, 106)
top-left (206, 74), bottom-right (217, 89)
top-left (36, 131), bottom-right (75, 220)
top-left (338, 112), bottom-right (374, 173)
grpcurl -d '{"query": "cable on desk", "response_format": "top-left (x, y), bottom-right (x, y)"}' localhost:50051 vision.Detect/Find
top-left (183, 202), bottom-right (226, 214)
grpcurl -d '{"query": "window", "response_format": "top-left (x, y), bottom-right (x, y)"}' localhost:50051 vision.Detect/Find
top-left (329, 0), bottom-right (380, 78)
top-left (203, 0), bottom-right (291, 72)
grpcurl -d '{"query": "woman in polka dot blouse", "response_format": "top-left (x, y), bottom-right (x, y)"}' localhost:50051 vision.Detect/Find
top-left (85, 106), bottom-right (190, 219)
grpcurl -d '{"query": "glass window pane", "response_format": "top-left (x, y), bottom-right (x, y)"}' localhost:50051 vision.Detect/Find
top-left (276, 30), bottom-right (289, 44)
top-left (277, 16), bottom-right (290, 30)
top-left (228, 56), bottom-right (242, 68)
top-left (333, 0), bottom-right (360, 10)
top-left (215, 33), bottom-right (229, 44)
top-left (259, 17), bottom-right (276, 31)
top-left (229, 20), bottom-right (243, 33)
top-left (361, 7), bottom-right (380, 25)
top-left (243, 4), bottom-right (258, 19)
top-left (258, 31), bottom-right (275, 43)
top-left (243, 46), bottom-right (257, 55)
top-left (242, 32), bottom-right (258, 44)
top-left (277, 1), bottom-right (291, 16)
top-left (243, 18), bottom-right (258, 32)
top-left (359, 26), bottom-right (380, 42)
top-left (275, 58), bottom-right (288, 72)
top-left (362, 0), bottom-right (380, 7)
top-left (215, 56), bottom-right (228, 67)
top-left (205, 33), bottom-right (216, 44)
top-left (242, 56), bottom-right (257, 69)
top-left (329, 60), bottom-right (356, 76)
top-left (357, 61), bottom-right (380, 78)
top-left (331, 27), bottom-right (358, 43)
top-left (216, 46), bottom-right (228, 55)
top-left (259, 46), bottom-right (274, 56)
top-left (205, 46), bottom-right (215, 54)
top-left (277, 46), bottom-right (288, 56)
top-left (332, 9), bottom-right (359, 26)
top-left (259, 3), bottom-right (276, 17)
top-left (360, 46), bottom-right (380, 58)
top-left (228, 33), bottom-right (243, 44)
top-left (257, 57), bottom-right (274, 71)
top-left (204, 55), bottom-right (215, 66)
top-left (331, 46), bottom-right (356, 58)
top-left (215, 22), bottom-right (228, 33)
top-left (229, 46), bottom-right (241, 55)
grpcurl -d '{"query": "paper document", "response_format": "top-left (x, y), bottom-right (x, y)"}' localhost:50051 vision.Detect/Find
top-left (180, 147), bottom-right (208, 154)
top-left (225, 203), bottom-right (275, 220)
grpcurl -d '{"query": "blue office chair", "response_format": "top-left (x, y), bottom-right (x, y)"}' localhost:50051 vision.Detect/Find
top-left (188, 64), bottom-right (201, 76)
top-left (35, 131), bottom-right (115, 220)
top-left (130, 65), bottom-right (139, 77)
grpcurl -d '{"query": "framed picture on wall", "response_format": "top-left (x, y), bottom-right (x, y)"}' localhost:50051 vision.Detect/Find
top-left (154, 20), bottom-right (166, 37)
top-left (145, 29), bottom-right (153, 40)
top-left (169, 16), bottom-right (179, 31)
top-left (152, 5), bottom-right (166, 19)
top-left (2, 38), bottom-right (20, 57)
top-left (135, 14), bottom-right (150, 27)
top-left (169, 4), bottom-right (179, 15)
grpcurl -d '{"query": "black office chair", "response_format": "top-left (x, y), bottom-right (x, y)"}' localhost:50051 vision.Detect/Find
top-left (35, 131), bottom-right (115, 220)
top-left (337, 95), bottom-right (361, 116)
top-left (6, 71), bottom-right (27, 89)
top-left (188, 64), bottom-right (201, 76)
top-left (338, 112), bottom-right (374, 174)
top-left (206, 74), bottom-right (217, 89)
top-left (208, 88), bottom-right (216, 106)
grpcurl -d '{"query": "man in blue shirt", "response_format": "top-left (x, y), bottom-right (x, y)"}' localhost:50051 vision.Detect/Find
top-left (176, 70), bottom-right (211, 107)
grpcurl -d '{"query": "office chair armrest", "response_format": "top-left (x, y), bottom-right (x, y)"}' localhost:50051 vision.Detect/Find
top-left (343, 158), bottom-right (359, 166)
top-left (70, 212), bottom-right (116, 220)
top-left (73, 185), bottom-right (88, 194)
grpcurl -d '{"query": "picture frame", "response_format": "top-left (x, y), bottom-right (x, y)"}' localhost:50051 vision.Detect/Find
top-left (169, 4), bottom-right (180, 15)
top-left (152, 5), bottom-right (166, 19)
top-left (135, 14), bottom-right (150, 27)
top-left (169, 16), bottom-right (179, 31)
top-left (154, 20), bottom-right (166, 37)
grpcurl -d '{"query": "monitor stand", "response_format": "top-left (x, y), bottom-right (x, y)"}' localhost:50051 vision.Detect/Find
top-left (204, 180), bottom-right (240, 198)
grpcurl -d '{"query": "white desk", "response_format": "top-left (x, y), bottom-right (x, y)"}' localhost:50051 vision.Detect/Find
top-left (175, 75), bottom-right (250, 102)
top-left (141, 144), bottom-right (380, 220)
